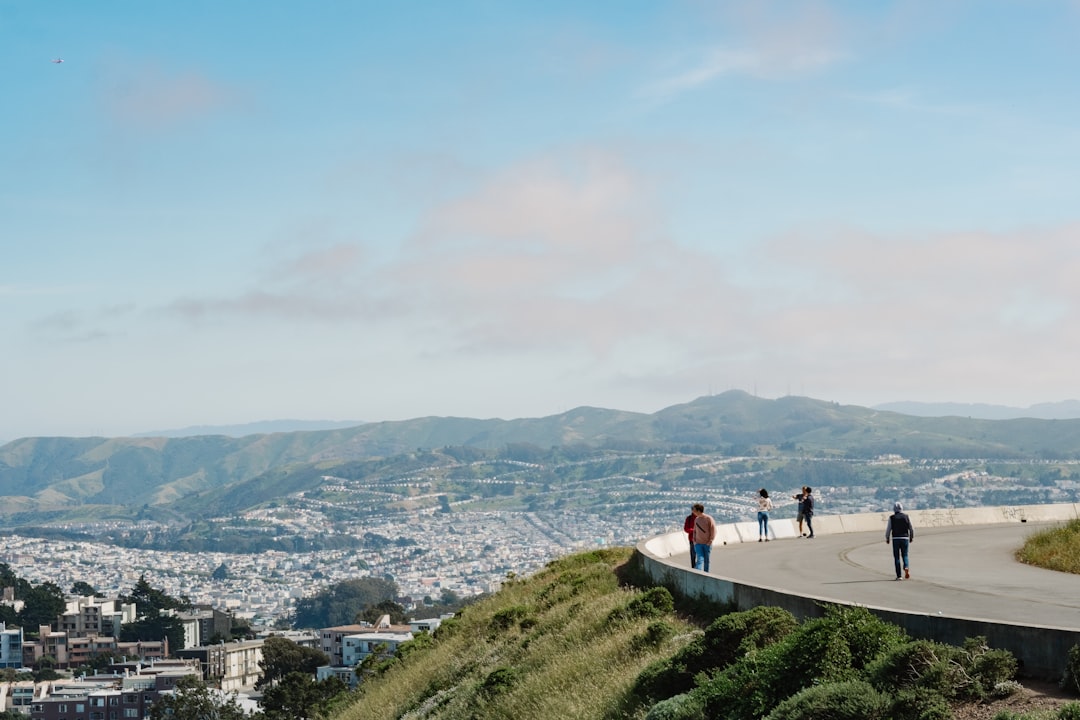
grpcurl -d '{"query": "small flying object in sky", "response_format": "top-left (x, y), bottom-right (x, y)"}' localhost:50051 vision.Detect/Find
top-left (51, 57), bottom-right (64, 63)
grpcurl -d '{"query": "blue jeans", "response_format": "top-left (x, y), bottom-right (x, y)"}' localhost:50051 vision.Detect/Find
top-left (892, 538), bottom-right (910, 577)
top-left (757, 511), bottom-right (769, 537)
top-left (804, 513), bottom-right (814, 537)
top-left (694, 543), bottom-right (712, 572)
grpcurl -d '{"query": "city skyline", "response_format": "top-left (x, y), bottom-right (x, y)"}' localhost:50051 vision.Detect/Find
top-left (5, 1), bottom-right (1080, 441)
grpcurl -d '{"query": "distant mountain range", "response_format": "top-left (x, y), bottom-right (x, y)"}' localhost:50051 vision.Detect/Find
top-left (134, 419), bottom-right (366, 438)
top-left (5, 391), bottom-right (1080, 527)
top-left (872, 399), bottom-right (1080, 420)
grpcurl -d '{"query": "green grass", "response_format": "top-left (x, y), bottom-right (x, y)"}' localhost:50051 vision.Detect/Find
top-left (330, 548), bottom-right (696, 720)
top-left (1016, 519), bottom-right (1080, 574)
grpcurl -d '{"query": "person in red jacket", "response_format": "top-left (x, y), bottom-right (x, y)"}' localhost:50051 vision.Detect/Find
top-left (683, 510), bottom-right (697, 568)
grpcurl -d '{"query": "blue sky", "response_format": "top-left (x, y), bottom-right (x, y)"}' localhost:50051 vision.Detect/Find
top-left (4, 1), bottom-right (1080, 440)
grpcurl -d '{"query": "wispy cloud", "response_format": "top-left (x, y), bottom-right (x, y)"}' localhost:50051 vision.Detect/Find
top-left (100, 60), bottom-right (242, 131)
top-left (641, 0), bottom-right (848, 102)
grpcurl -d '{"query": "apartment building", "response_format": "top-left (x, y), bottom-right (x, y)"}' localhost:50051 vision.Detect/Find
top-left (175, 639), bottom-right (264, 692)
top-left (173, 605), bottom-right (233, 649)
top-left (56, 597), bottom-right (135, 638)
top-left (28, 664), bottom-right (197, 720)
top-left (317, 616), bottom-right (413, 689)
top-left (21, 627), bottom-right (164, 670)
top-left (0, 622), bottom-right (23, 668)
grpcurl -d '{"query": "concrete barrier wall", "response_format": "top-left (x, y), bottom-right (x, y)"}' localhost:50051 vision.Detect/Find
top-left (634, 502), bottom-right (1080, 680)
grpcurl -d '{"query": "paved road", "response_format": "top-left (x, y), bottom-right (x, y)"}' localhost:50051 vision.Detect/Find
top-left (684, 522), bottom-right (1080, 629)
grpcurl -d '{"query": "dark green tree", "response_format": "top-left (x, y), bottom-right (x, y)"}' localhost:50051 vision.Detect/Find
top-left (119, 576), bottom-right (190, 655)
top-left (17, 581), bottom-right (66, 632)
top-left (357, 600), bottom-right (407, 625)
top-left (149, 674), bottom-right (254, 720)
top-left (292, 577), bottom-right (398, 629)
top-left (259, 672), bottom-right (346, 720)
top-left (212, 563), bottom-right (230, 581)
top-left (70, 581), bottom-right (100, 597)
top-left (123, 574), bottom-right (190, 617)
top-left (256, 637), bottom-right (329, 689)
top-left (120, 616), bottom-right (185, 657)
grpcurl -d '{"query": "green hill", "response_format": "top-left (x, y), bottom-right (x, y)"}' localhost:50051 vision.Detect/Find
top-left (326, 548), bottom-right (1080, 720)
top-left (5, 391), bottom-right (1080, 525)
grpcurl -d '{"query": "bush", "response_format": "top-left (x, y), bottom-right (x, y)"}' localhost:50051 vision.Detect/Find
top-left (698, 606), bottom-right (907, 719)
top-left (609, 586), bottom-right (675, 623)
top-left (1064, 644), bottom-right (1080, 695)
top-left (479, 666), bottom-right (518, 696)
top-left (643, 692), bottom-right (706, 720)
top-left (889, 687), bottom-right (952, 720)
top-left (1060, 703), bottom-right (1080, 720)
top-left (489, 605), bottom-right (532, 634)
top-left (630, 606), bottom-right (797, 704)
top-left (866, 636), bottom-right (1016, 702)
top-left (632, 621), bottom-right (676, 651)
top-left (763, 680), bottom-right (891, 720)
top-left (965, 637), bottom-right (1018, 693)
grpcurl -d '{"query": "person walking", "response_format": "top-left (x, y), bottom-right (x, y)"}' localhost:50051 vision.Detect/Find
top-left (691, 503), bottom-right (717, 572)
top-left (793, 486), bottom-right (807, 536)
top-left (757, 489), bottom-right (773, 541)
top-left (683, 508), bottom-right (697, 568)
top-left (885, 501), bottom-right (914, 580)
top-left (802, 487), bottom-right (815, 539)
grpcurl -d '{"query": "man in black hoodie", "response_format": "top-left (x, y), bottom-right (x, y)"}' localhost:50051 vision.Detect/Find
top-left (885, 501), bottom-right (914, 580)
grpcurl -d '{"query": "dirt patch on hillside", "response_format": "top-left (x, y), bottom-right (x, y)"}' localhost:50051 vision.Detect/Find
top-left (951, 679), bottom-right (1078, 719)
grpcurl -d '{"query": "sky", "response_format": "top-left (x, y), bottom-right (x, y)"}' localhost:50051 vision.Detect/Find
top-left (4, 1), bottom-right (1080, 441)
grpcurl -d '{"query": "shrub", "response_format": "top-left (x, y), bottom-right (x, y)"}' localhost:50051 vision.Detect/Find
top-left (630, 606), bottom-right (797, 704)
top-left (866, 636), bottom-right (1015, 702)
top-left (993, 680), bottom-right (1024, 698)
top-left (609, 586), bottom-right (675, 623)
top-left (699, 606), bottom-right (907, 719)
top-left (700, 605), bottom-right (799, 669)
top-left (965, 636), bottom-right (1018, 693)
top-left (1060, 703), bottom-right (1080, 720)
top-left (479, 666), bottom-right (518, 697)
top-left (643, 692), bottom-right (706, 720)
top-left (763, 680), bottom-right (891, 720)
top-left (489, 605), bottom-right (532, 634)
top-left (1064, 644), bottom-right (1080, 695)
top-left (889, 687), bottom-right (952, 720)
top-left (632, 620), bottom-right (676, 651)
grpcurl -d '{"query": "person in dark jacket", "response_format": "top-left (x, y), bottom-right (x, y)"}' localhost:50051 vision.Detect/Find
top-left (885, 501), bottom-right (914, 580)
top-left (802, 487), bottom-right (815, 539)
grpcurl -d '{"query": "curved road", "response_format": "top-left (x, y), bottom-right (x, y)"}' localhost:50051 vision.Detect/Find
top-left (683, 522), bottom-right (1080, 629)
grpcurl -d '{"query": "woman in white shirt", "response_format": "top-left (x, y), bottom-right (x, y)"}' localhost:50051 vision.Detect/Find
top-left (757, 488), bottom-right (774, 542)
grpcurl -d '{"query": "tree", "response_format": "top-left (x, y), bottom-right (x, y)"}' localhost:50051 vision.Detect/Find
top-left (256, 637), bottom-right (329, 689)
top-left (121, 616), bottom-right (185, 657)
top-left (292, 577), bottom-right (398, 629)
top-left (212, 563), bottom-right (230, 581)
top-left (124, 574), bottom-right (189, 618)
top-left (119, 576), bottom-right (190, 655)
top-left (17, 581), bottom-right (66, 631)
top-left (357, 600), bottom-right (407, 626)
top-left (149, 674), bottom-right (254, 720)
top-left (70, 580), bottom-right (100, 597)
top-left (259, 672), bottom-right (346, 720)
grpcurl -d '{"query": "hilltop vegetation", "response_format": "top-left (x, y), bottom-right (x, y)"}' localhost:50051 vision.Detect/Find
top-left (325, 548), bottom-right (1080, 720)
top-left (4, 392), bottom-right (1080, 529)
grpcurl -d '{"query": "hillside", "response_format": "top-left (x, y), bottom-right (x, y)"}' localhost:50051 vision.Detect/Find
top-left (326, 548), bottom-right (1080, 720)
top-left (5, 391), bottom-right (1080, 526)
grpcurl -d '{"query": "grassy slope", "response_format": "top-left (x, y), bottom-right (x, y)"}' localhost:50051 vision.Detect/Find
top-left (329, 546), bottom-right (1080, 720)
top-left (1017, 518), bottom-right (1080, 574)
top-left (333, 548), bottom-right (695, 720)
